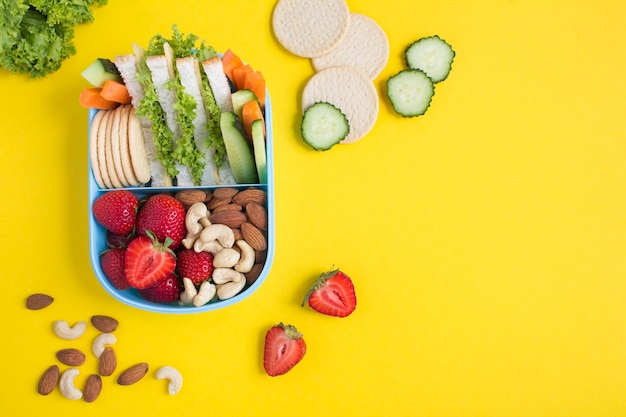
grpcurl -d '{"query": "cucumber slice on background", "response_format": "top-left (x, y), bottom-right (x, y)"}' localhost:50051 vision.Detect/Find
top-left (301, 102), bottom-right (349, 151)
top-left (405, 35), bottom-right (455, 83)
top-left (251, 119), bottom-right (267, 183)
top-left (386, 69), bottom-right (434, 117)
top-left (220, 111), bottom-right (259, 184)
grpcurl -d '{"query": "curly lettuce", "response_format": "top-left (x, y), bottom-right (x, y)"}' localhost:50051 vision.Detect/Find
top-left (0, 0), bottom-right (107, 78)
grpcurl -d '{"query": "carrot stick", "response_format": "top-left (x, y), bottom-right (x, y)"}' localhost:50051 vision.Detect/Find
top-left (222, 49), bottom-right (244, 84)
top-left (243, 70), bottom-right (266, 108)
top-left (79, 88), bottom-right (119, 109)
top-left (242, 99), bottom-right (265, 142)
top-left (100, 80), bottom-right (131, 104)
top-left (232, 64), bottom-right (254, 91)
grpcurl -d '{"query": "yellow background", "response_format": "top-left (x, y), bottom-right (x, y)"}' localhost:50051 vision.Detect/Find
top-left (1, 0), bottom-right (626, 415)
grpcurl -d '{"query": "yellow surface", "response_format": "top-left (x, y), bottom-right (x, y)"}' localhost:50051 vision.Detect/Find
top-left (2, 0), bottom-right (626, 415)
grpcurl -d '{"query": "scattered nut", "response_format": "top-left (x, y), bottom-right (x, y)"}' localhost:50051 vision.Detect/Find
top-left (92, 333), bottom-right (117, 359)
top-left (26, 293), bottom-right (54, 310)
top-left (37, 365), bottom-right (59, 395)
top-left (98, 347), bottom-right (117, 376)
top-left (83, 374), bottom-right (102, 403)
top-left (59, 368), bottom-right (82, 400)
top-left (117, 363), bottom-right (149, 386)
top-left (53, 320), bottom-right (87, 340)
top-left (56, 348), bottom-right (86, 366)
top-left (90, 315), bottom-right (119, 333)
top-left (155, 366), bottom-right (183, 395)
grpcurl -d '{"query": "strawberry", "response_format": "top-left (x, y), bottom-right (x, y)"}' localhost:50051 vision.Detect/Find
top-left (92, 190), bottom-right (138, 235)
top-left (176, 249), bottom-right (214, 285)
top-left (124, 231), bottom-right (176, 290)
top-left (263, 323), bottom-right (306, 377)
top-left (135, 194), bottom-right (186, 250)
top-left (106, 230), bottom-right (134, 248)
top-left (138, 273), bottom-right (182, 303)
top-left (100, 248), bottom-right (130, 290)
top-left (302, 268), bottom-right (356, 317)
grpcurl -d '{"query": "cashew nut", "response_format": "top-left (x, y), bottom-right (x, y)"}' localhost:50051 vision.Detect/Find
top-left (193, 239), bottom-right (224, 255)
top-left (213, 248), bottom-right (241, 268)
top-left (234, 239), bottom-right (255, 273)
top-left (179, 277), bottom-right (198, 305)
top-left (192, 281), bottom-right (216, 306)
top-left (185, 202), bottom-right (209, 235)
top-left (92, 333), bottom-right (117, 358)
top-left (212, 267), bottom-right (244, 285)
top-left (155, 366), bottom-right (183, 395)
top-left (53, 320), bottom-right (87, 340)
top-left (59, 368), bottom-right (82, 400)
top-left (216, 278), bottom-right (246, 300)
top-left (197, 223), bottom-right (235, 248)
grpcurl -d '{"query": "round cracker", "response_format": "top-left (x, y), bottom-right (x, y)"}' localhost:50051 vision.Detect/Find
top-left (110, 106), bottom-right (130, 187)
top-left (97, 110), bottom-right (114, 188)
top-left (117, 104), bottom-right (141, 186)
top-left (272, 0), bottom-right (350, 58)
top-left (104, 108), bottom-right (124, 188)
top-left (89, 110), bottom-right (106, 188)
top-left (302, 66), bottom-right (379, 144)
top-left (312, 13), bottom-right (389, 80)
top-left (128, 107), bottom-right (151, 184)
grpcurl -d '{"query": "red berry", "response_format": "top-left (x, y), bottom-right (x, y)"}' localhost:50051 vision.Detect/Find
top-left (100, 248), bottom-right (130, 290)
top-left (138, 273), bottom-right (182, 303)
top-left (263, 323), bottom-right (306, 377)
top-left (302, 269), bottom-right (356, 317)
top-left (135, 194), bottom-right (186, 250)
top-left (92, 190), bottom-right (138, 235)
top-left (176, 249), bottom-right (214, 285)
top-left (124, 232), bottom-right (176, 290)
top-left (106, 230), bottom-right (134, 249)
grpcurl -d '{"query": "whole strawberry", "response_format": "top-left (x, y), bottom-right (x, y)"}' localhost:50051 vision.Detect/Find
top-left (135, 194), bottom-right (186, 250)
top-left (100, 248), bottom-right (130, 290)
top-left (302, 268), bottom-right (356, 317)
top-left (138, 273), bottom-right (182, 303)
top-left (124, 231), bottom-right (176, 290)
top-left (263, 323), bottom-right (306, 377)
top-left (176, 249), bottom-right (214, 285)
top-left (92, 190), bottom-right (138, 235)
top-left (106, 230), bottom-right (134, 249)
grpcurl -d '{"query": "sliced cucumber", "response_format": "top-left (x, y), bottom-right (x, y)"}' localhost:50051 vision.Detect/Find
top-left (301, 102), bottom-right (349, 151)
top-left (251, 119), bottom-right (267, 183)
top-left (405, 35), bottom-right (455, 83)
top-left (81, 58), bottom-right (123, 87)
top-left (231, 89), bottom-right (258, 120)
top-left (220, 111), bottom-right (259, 184)
top-left (386, 69), bottom-right (434, 117)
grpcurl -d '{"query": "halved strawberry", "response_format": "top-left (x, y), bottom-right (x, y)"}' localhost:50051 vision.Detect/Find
top-left (135, 194), bottom-right (186, 250)
top-left (124, 231), bottom-right (176, 290)
top-left (138, 273), bottom-right (182, 303)
top-left (302, 268), bottom-right (356, 317)
top-left (263, 323), bottom-right (306, 377)
top-left (92, 190), bottom-right (138, 235)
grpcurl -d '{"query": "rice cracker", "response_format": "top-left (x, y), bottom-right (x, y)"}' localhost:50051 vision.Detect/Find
top-left (302, 66), bottom-right (379, 144)
top-left (127, 106), bottom-right (151, 184)
top-left (312, 13), bottom-right (389, 80)
top-left (272, 0), bottom-right (350, 58)
top-left (89, 110), bottom-right (106, 188)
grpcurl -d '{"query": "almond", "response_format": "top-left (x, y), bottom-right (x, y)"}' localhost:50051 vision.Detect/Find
top-left (83, 374), bottom-right (102, 403)
top-left (117, 363), bottom-right (149, 385)
top-left (98, 347), bottom-right (117, 376)
top-left (241, 222), bottom-right (267, 251)
top-left (37, 365), bottom-right (59, 395)
top-left (206, 197), bottom-right (231, 210)
top-left (245, 202), bottom-right (267, 230)
top-left (175, 189), bottom-right (207, 206)
top-left (90, 315), bottom-right (119, 333)
top-left (56, 348), bottom-right (86, 366)
top-left (212, 203), bottom-right (243, 213)
top-left (209, 210), bottom-right (247, 228)
top-left (26, 293), bottom-right (54, 310)
top-left (232, 188), bottom-right (266, 206)
top-left (232, 228), bottom-right (243, 241)
top-left (212, 187), bottom-right (239, 200)
top-left (245, 263), bottom-right (264, 285)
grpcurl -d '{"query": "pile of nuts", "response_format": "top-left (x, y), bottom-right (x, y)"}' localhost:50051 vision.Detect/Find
top-left (28, 294), bottom-right (182, 401)
top-left (175, 186), bottom-right (268, 306)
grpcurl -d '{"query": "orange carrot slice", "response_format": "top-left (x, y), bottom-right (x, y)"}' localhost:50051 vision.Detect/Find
top-left (232, 64), bottom-right (255, 91)
top-left (100, 79), bottom-right (131, 104)
top-left (222, 49), bottom-right (244, 84)
top-left (242, 99), bottom-right (265, 143)
top-left (243, 70), bottom-right (266, 108)
top-left (79, 88), bottom-right (119, 110)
